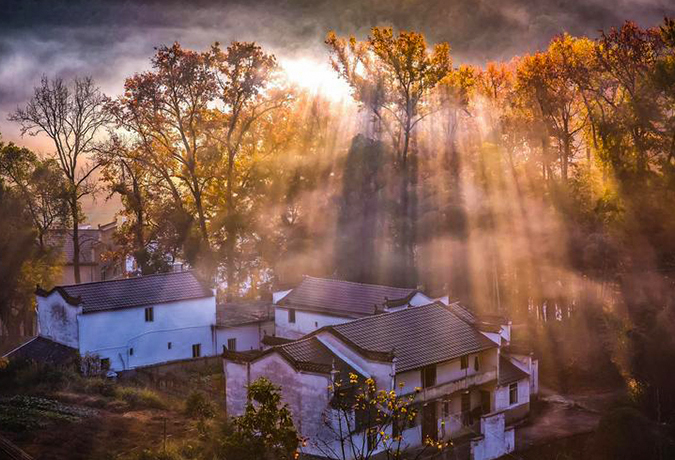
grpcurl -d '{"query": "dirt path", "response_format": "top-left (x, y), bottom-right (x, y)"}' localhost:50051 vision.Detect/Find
top-left (514, 386), bottom-right (626, 452)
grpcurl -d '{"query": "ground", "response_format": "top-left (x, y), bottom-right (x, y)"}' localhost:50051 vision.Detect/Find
top-left (0, 390), bottom-right (195, 460)
top-left (496, 386), bottom-right (628, 459)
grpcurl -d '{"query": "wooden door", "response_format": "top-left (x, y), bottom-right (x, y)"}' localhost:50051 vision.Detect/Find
top-left (422, 402), bottom-right (438, 442)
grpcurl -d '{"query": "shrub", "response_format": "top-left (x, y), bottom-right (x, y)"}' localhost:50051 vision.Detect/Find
top-left (115, 386), bottom-right (166, 410)
top-left (184, 391), bottom-right (214, 420)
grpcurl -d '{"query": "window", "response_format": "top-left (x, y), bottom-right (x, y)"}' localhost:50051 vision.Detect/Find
top-left (288, 308), bottom-right (296, 323)
top-left (129, 347), bottom-right (134, 356)
top-left (461, 391), bottom-right (471, 426)
top-left (421, 364), bottom-right (436, 388)
top-left (460, 355), bottom-right (468, 369)
top-left (227, 338), bottom-right (237, 351)
top-left (100, 358), bottom-right (110, 370)
top-left (167, 342), bottom-right (172, 350)
top-left (192, 344), bottom-right (201, 358)
top-left (509, 383), bottom-right (518, 405)
top-left (480, 390), bottom-right (491, 415)
top-left (474, 356), bottom-right (480, 371)
top-left (443, 400), bottom-right (450, 418)
top-left (144, 307), bottom-right (154, 322)
top-left (315, 321), bottom-right (318, 328)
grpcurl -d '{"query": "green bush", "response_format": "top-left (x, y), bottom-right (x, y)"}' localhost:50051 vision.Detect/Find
top-left (115, 386), bottom-right (167, 409)
top-left (184, 391), bottom-right (214, 419)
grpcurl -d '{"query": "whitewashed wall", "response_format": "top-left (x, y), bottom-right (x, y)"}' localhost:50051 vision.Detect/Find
top-left (494, 378), bottom-right (530, 412)
top-left (78, 296), bottom-right (217, 370)
top-left (275, 307), bottom-right (353, 339)
top-left (36, 292), bottom-right (82, 348)
top-left (216, 320), bottom-right (274, 353)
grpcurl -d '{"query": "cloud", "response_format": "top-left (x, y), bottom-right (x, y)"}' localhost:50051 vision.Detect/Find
top-left (1, 0), bottom-right (674, 147)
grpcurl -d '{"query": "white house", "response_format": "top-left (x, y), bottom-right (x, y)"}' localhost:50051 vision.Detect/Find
top-left (223, 301), bottom-right (538, 460)
top-left (34, 270), bottom-right (217, 371)
top-left (216, 301), bottom-right (275, 353)
top-left (273, 276), bottom-right (434, 339)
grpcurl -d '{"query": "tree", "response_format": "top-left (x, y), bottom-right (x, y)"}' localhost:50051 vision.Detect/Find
top-left (316, 373), bottom-right (448, 460)
top-left (108, 43), bottom-right (218, 272)
top-left (10, 76), bottom-right (110, 283)
top-left (220, 377), bottom-right (299, 460)
top-left (0, 137), bottom-right (63, 336)
top-left (326, 27), bottom-right (452, 286)
top-left (209, 41), bottom-right (292, 298)
top-left (0, 141), bottom-right (70, 251)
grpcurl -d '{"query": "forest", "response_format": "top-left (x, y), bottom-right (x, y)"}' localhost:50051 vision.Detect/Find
top-left (1, 15), bottom-right (675, 454)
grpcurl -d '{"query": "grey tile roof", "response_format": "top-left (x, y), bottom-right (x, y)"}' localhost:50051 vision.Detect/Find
top-left (3, 336), bottom-right (77, 365)
top-left (279, 276), bottom-right (417, 317)
top-left (498, 356), bottom-right (530, 386)
top-left (279, 336), bottom-right (362, 378)
top-left (446, 302), bottom-right (477, 324)
top-left (329, 302), bottom-right (497, 373)
top-left (38, 270), bottom-right (213, 313)
top-left (217, 301), bottom-right (274, 327)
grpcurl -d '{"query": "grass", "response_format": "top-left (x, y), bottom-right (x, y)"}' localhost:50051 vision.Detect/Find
top-left (114, 386), bottom-right (168, 410)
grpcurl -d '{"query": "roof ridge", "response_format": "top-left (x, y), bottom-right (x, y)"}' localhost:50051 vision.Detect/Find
top-left (302, 275), bottom-right (416, 292)
top-left (58, 269), bottom-right (197, 290)
top-left (331, 301), bottom-right (444, 329)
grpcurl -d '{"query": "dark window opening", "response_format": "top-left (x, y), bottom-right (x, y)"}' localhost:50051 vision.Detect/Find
top-left (144, 307), bottom-right (154, 322)
top-left (461, 392), bottom-right (472, 426)
top-left (509, 383), bottom-right (518, 405)
top-left (100, 358), bottom-right (110, 370)
top-left (460, 355), bottom-right (469, 369)
top-left (422, 364), bottom-right (437, 388)
top-left (474, 356), bottom-right (480, 371)
top-left (192, 343), bottom-right (201, 358)
top-left (129, 347), bottom-right (134, 356)
top-left (227, 338), bottom-right (237, 351)
top-left (480, 390), bottom-right (491, 415)
top-left (315, 321), bottom-right (318, 328)
top-left (288, 308), bottom-right (296, 323)
top-left (167, 342), bottom-right (172, 349)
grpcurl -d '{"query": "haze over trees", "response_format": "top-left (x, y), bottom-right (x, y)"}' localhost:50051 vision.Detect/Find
top-left (1, 16), bottom-right (675, 444)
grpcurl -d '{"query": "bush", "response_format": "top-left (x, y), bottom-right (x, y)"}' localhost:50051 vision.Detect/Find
top-left (115, 386), bottom-right (167, 410)
top-left (184, 391), bottom-right (214, 419)
top-left (0, 358), bottom-right (74, 393)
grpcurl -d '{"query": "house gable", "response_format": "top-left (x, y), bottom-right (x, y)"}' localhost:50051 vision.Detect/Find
top-left (36, 290), bottom-right (82, 349)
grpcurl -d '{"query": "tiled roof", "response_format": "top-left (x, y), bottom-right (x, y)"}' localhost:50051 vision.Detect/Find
top-left (3, 336), bottom-right (77, 365)
top-left (446, 302), bottom-right (477, 324)
top-left (279, 337), bottom-right (351, 374)
top-left (217, 301), bottom-right (274, 327)
top-left (37, 270), bottom-right (213, 313)
top-left (223, 336), bottom-right (362, 379)
top-left (279, 276), bottom-right (417, 317)
top-left (498, 356), bottom-right (530, 385)
top-left (329, 302), bottom-right (497, 373)
top-left (261, 335), bottom-right (294, 347)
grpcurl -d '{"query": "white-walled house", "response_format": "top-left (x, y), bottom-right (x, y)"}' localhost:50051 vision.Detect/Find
top-left (34, 270), bottom-right (217, 371)
top-left (223, 301), bottom-right (538, 460)
top-left (216, 301), bottom-right (275, 353)
top-left (274, 276), bottom-right (434, 339)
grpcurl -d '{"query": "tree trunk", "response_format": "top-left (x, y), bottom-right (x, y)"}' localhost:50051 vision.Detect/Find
top-left (71, 198), bottom-right (81, 284)
top-left (225, 158), bottom-right (237, 300)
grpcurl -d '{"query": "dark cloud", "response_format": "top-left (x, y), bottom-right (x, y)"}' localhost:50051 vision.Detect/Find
top-left (1, 0), bottom-right (674, 147)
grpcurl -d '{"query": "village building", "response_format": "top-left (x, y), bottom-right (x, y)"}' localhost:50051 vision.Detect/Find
top-left (216, 300), bottom-right (275, 353)
top-left (30, 270), bottom-right (217, 371)
top-left (47, 221), bottom-right (126, 285)
top-left (223, 301), bottom-right (538, 460)
top-left (273, 276), bottom-right (434, 339)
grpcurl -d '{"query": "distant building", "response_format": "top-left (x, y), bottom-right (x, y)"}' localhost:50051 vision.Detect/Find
top-left (33, 270), bottom-right (217, 371)
top-left (216, 300), bottom-right (275, 354)
top-left (48, 221), bottom-right (125, 285)
top-left (273, 276), bottom-right (434, 339)
top-left (223, 301), bottom-right (538, 460)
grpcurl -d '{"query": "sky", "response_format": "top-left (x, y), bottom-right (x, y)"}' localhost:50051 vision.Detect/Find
top-left (1, 0), bottom-right (674, 151)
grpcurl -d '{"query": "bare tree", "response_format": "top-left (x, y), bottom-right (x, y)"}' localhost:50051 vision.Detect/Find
top-left (10, 76), bottom-right (110, 283)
